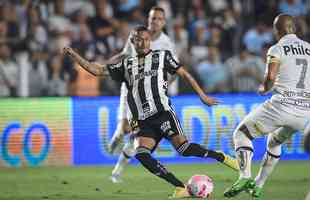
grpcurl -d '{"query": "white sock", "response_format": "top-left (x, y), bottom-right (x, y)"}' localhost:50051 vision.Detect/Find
top-left (254, 132), bottom-right (283, 188)
top-left (236, 148), bottom-right (253, 179)
top-left (234, 129), bottom-right (254, 179)
top-left (112, 152), bottom-right (130, 176)
top-left (255, 152), bottom-right (279, 188)
top-left (112, 138), bottom-right (135, 176)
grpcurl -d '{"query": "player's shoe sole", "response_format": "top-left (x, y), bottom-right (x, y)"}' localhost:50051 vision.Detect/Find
top-left (224, 178), bottom-right (255, 198)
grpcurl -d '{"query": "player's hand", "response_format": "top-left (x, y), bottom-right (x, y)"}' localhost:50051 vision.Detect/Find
top-left (199, 94), bottom-right (220, 106)
top-left (258, 84), bottom-right (268, 95)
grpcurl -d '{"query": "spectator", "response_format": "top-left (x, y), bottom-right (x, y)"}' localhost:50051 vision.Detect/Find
top-left (88, 0), bottom-right (118, 59)
top-left (46, 53), bottom-right (68, 96)
top-left (48, 0), bottom-right (72, 53)
top-left (220, 8), bottom-right (238, 59)
top-left (190, 21), bottom-right (209, 65)
top-left (116, 0), bottom-right (140, 17)
top-left (73, 25), bottom-right (95, 57)
top-left (279, 0), bottom-right (306, 17)
top-left (0, 43), bottom-right (19, 97)
top-left (169, 16), bottom-right (189, 64)
top-left (0, 0), bottom-right (306, 97)
top-left (0, 3), bottom-right (20, 53)
top-left (27, 50), bottom-right (48, 97)
top-left (225, 45), bottom-right (264, 92)
top-left (25, 4), bottom-right (48, 53)
top-left (243, 21), bottom-right (273, 55)
top-left (195, 46), bottom-right (228, 92)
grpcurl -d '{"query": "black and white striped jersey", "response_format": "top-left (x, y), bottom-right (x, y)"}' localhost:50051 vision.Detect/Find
top-left (107, 50), bottom-right (181, 120)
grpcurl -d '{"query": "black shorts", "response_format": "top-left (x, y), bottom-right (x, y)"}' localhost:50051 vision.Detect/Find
top-left (130, 110), bottom-right (185, 145)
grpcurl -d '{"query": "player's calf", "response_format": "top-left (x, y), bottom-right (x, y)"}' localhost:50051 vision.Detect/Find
top-left (135, 146), bottom-right (184, 187)
top-left (176, 142), bottom-right (239, 171)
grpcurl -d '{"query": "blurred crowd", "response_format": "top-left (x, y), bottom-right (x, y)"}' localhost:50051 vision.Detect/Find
top-left (0, 0), bottom-right (310, 97)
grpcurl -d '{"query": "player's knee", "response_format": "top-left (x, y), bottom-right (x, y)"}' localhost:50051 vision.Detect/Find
top-left (122, 143), bottom-right (136, 158)
top-left (176, 142), bottom-right (191, 156)
top-left (267, 134), bottom-right (283, 148)
top-left (267, 137), bottom-right (281, 157)
top-left (233, 125), bottom-right (254, 150)
top-left (134, 146), bottom-right (151, 160)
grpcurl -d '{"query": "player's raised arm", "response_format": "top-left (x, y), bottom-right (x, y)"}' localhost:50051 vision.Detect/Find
top-left (63, 47), bottom-right (107, 76)
top-left (176, 67), bottom-right (220, 106)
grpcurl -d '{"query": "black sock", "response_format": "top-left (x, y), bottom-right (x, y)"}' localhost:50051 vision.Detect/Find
top-left (207, 150), bottom-right (225, 162)
top-left (135, 152), bottom-right (184, 187)
top-left (178, 143), bottom-right (225, 162)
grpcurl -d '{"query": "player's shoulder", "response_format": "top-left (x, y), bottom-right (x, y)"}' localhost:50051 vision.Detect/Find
top-left (159, 32), bottom-right (171, 40)
top-left (267, 43), bottom-right (282, 57)
top-left (158, 32), bottom-right (174, 44)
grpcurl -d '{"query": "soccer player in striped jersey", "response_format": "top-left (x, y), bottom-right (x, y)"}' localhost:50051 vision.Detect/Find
top-left (108, 6), bottom-right (179, 183)
top-left (64, 26), bottom-right (239, 198)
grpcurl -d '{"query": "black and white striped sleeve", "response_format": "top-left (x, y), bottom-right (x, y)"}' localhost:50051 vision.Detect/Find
top-left (164, 50), bottom-right (181, 74)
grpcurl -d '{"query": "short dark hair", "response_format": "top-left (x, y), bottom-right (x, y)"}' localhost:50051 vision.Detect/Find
top-left (133, 25), bottom-right (149, 33)
top-left (149, 6), bottom-right (165, 16)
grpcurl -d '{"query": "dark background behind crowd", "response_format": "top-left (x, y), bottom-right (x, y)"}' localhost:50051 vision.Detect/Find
top-left (0, 0), bottom-right (309, 97)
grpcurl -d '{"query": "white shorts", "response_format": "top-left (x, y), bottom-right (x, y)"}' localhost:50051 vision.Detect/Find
top-left (238, 98), bottom-right (310, 138)
top-left (117, 83), bottom-right (129, 121)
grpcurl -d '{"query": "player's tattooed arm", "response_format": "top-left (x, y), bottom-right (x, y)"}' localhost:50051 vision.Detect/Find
top-left (176, 67), bottom-right (219, 106)
top-left (258, 56), bottom-right (280, 95)
top-left (63, 47), bottom-right (107, 76)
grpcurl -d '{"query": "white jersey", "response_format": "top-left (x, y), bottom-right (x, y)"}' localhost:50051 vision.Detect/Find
top-left (268, 34), bottom-right (310, 105)
top-left (117, 32), bottom-right (178, 120)
top-left (237, 34), bottom-right (310, 139)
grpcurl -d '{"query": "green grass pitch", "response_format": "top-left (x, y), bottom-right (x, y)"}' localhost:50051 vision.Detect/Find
top-left (1, 161), bottom-right (309, 200)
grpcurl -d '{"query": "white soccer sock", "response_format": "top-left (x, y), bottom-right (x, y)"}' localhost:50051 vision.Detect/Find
top-left (255, 152), bottom-right (280, 188)
top-left (236, 148), bottom-right (253, 179)
top-left (112, 138), bottom-right (135, 176)
top-left (234, 129), bottom-right (254, 179)
top-left (112, 152), bottom-right (130, 176)
top-left (254, 133), bottom-right (283, 188)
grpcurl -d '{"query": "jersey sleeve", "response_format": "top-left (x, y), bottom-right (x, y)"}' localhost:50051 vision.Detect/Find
top-left (266, 45), bottom-right (281, 64)
top-left (107, 60), bottom-right (125, 82)
top-left (164, 50), bottom-right (181, 74)
top-left (166, 38), bottom-right (179, 62)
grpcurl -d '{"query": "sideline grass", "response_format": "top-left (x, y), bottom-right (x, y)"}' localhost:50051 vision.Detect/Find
top-left (0, 161), bottom-right (309, 200)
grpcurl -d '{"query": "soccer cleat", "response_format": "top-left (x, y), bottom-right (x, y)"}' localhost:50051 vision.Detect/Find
top-left (109, 174), bottom-right (123, 183)
top-left (250, 186), bottom-right (263, 198)
top-left (170, 186), bottom-right (191, 198)
top-left (221, 153), bottom-right (239, 171)
top-left (224, 178), bottom-right (255, 198)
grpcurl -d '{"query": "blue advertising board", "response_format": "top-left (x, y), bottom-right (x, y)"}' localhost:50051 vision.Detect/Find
top-left (72, 94), bottom-right (310, 166)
